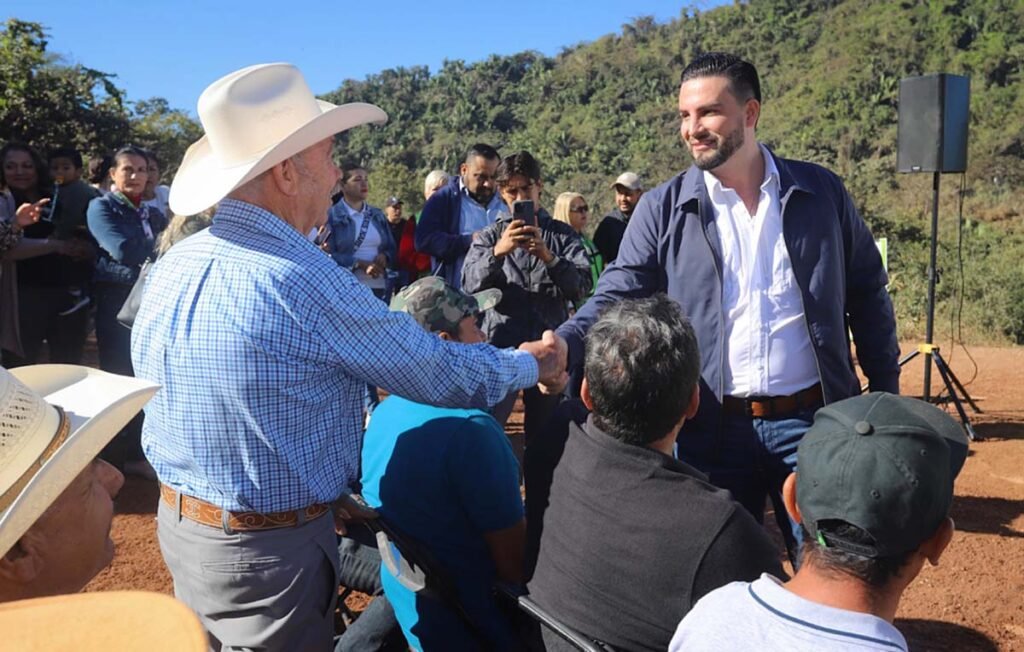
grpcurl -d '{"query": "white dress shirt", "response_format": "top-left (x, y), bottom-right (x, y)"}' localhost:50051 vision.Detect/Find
top-left (704, 145), bottom-right (818, 397)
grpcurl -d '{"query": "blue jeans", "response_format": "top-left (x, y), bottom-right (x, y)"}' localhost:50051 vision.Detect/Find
top-left (95, 282), bottom-right (144, 467)
top-left (676, 407), bottom-right (816, 565)
top-left (335, 529), bottom-right (405, 652)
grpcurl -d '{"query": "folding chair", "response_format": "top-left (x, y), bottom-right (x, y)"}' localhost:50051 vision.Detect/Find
top-left (369, 517), bottom-right (496, 649)
top-left (371, 515), bottom-right (618, 651)
top-left (494, 583), bottom-right (618, 652)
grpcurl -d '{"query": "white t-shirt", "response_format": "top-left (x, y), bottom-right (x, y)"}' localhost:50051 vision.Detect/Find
top-left (670, 574), bottom-right (909, 652)
top-left (348, 207), bottom-right (384, 290)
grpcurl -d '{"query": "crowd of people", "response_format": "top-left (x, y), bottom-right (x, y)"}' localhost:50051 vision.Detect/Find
top-left (0, 52), bottom-right (971, 652)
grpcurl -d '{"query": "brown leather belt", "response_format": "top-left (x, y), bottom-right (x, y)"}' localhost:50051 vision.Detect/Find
top-left (722, 383), bottom-right (824, 419)
top-left (160, 484), bottom-right (330, 532)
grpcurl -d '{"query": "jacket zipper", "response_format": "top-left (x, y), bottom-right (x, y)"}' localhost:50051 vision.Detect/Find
top-left (699, 199), bottom-right (727, 403)
top-left (780, 186), bottom-right (828, 404)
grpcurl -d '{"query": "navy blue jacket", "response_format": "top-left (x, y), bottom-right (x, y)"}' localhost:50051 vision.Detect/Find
top-left (415, 177), bottom-right (467, 286)
top-left (557, 151), bottom-right (900, 435)
top-left (87, 193), bottom-right (167, 285)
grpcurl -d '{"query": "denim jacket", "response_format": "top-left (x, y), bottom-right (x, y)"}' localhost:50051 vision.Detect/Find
top-left (558, 149), bottom-right (900, 435)
top-left (324, 201), bottom-right (396, 269)
top-left (87, 192), bottom-right (167, 285)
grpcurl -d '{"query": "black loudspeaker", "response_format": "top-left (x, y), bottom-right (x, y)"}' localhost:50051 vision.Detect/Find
top-left (897, 74), bottom-right (970, 173)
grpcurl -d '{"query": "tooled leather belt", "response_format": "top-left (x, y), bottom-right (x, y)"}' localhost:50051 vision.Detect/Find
top-left (160, 484), bottom-right (329, 532)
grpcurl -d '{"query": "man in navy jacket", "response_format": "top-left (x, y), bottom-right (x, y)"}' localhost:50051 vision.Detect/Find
top-left (414, 143), bottom-right (504, 289)
top-left (556, 52), bottom-right (900, 562)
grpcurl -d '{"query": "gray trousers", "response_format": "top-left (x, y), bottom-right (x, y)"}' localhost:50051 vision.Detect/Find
top-left (157, 500), bottom-right (339, 652)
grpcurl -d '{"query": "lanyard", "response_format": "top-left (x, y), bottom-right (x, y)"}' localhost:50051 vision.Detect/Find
top-left (351, 210), bottom-right (373, 251)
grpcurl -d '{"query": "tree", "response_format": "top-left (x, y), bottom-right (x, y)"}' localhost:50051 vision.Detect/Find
top-left (0, 19), bottom-right (201, 173)
top-left (0, 19), bottom-right (131, 152)
top-left (131, 98), bottom-right (203, 176)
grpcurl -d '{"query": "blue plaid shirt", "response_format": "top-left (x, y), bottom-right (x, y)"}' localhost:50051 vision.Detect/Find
top-left (131, 199), bottom-right (537, 512)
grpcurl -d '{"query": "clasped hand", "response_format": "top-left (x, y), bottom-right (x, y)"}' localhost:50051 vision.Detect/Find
top-left (519, 330), bottom-right (569, 394)
top-left (494, 220), bottom-right (552, 263)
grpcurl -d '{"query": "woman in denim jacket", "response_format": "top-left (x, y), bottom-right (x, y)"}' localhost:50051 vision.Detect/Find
top-left (322, 164), bottom-right (396, 415)
top-left (323, 164), bottom-right (396, 301)
top-left (86, 146), bottom-right (167, 470)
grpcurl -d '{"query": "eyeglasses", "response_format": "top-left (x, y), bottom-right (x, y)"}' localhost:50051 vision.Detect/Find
top-left (569, 205), bottom-right (589, 214)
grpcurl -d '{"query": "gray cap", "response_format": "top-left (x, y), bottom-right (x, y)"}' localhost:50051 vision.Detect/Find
top-left (797, 393), bottom-right (968, 558)
top-left (610, 172), bottom-right (642, 191)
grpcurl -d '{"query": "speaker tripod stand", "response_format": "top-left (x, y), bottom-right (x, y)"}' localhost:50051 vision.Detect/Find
top-left (900, 343), bottom-right (981, 440)
top-left (905, 171), bottom-right (981, 440)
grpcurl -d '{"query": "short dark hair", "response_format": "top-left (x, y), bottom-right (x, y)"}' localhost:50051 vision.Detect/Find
top-left (495, 150), bottom-right (541, 186)
top-left (112, 145), bottom-right (150, 167)
top-left (340, 162), bottom-right (366, 184)
top-left (464, 143), bottom-right (500, 165)
top-left (681, 52), bottom-right (762, 104)
top-left (143, 149), bottom-right (161, 167)
top-left (48, 146), bottom-right (83, 169)
top-left (800, 523), bottom-right (916, 589)
top-left (87, 153), bottom-right (113, 185)
top-left (584, 295), bottom-right (700, 446)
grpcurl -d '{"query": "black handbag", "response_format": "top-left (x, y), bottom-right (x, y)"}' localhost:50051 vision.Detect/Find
top-left (116, 260), bottom-right (152, 329)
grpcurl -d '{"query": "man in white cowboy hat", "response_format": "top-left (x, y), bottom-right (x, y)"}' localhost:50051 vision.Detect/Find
top-left (131, 62), bottom-right (567, 651)
top-left (0, 365), bottom-right (158, 602)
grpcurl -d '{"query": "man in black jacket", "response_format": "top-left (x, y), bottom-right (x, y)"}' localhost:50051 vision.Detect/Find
top-left (462, 151), bottom-right (591, 468)
top-left (592, 171), bottom-right (643, 263)
top-left (527, 295), bottom-right (785, 652)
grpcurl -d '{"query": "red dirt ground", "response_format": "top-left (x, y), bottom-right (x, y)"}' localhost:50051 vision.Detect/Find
top-left (85, 343), bottom-right (1024, 650)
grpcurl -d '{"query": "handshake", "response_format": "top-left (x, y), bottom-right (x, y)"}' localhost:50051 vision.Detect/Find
top-left (518, 330), bottom-right (569, 395)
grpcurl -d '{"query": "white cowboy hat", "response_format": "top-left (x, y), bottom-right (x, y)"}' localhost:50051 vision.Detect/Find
top-left (169, 62), bottom-right (389, 216)
top-left (0, 365), bottom-right (159, 558)
top-left (0, 591), bottom-right (206, 651)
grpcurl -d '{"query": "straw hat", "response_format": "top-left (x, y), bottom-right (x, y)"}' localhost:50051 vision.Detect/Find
top-left (0, 591), bottom-right (206, 651)
top-left (169, 62), bottom-right (388, 216)
top-left (0, 365), bottom-right (159, 557)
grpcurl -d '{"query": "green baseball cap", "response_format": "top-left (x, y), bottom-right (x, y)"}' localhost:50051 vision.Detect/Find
top-left (797, 392), bottom-right (968, 558)
top-left (390, 276), bottom-right (501, 334)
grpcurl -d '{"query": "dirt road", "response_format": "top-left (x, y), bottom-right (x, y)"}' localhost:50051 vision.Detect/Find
top-left (85, 343), bottom-right (1024, 650)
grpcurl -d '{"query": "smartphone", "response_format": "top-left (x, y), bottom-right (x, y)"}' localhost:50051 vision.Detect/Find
top-left (512, 200), bottom-right (535, 226)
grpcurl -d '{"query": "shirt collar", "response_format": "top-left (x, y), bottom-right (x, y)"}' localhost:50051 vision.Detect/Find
top-left (748, 574), bottom-right (909, 651)
top-left (702, 142), bottom-right (779, 200)
top-left (214, 199), bottom-right (314, 250)
top-left (581, 414), bottom-right (708, 480)
top-left (340, 198), bottom-right (365, 218)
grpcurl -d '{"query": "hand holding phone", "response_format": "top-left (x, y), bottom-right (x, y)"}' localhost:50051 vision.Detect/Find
top-left (512, 200), bottom-right (535, 226)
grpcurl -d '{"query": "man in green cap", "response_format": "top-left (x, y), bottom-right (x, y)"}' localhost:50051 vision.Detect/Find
top-left (359, 276), bottom-right (526, 651)
top-left (669, 392), bottom-right (968, 651)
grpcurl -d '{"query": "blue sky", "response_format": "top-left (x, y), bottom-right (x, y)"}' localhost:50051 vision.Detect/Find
top-left (7, 1), bottom-right (725, 115)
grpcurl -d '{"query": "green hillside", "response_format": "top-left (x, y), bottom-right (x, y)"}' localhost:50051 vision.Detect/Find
top-left (3, 0), bottom-right (1023, 343)
top-left (324, 0), bottom-right (1024, 344)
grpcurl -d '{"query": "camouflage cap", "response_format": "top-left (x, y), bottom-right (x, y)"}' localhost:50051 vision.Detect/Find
top-left (390, 276), bottom-right (501, 334)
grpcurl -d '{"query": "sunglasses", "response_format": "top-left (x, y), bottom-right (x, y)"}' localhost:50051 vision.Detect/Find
top-left (569, 205), bottom-right (589, 214)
